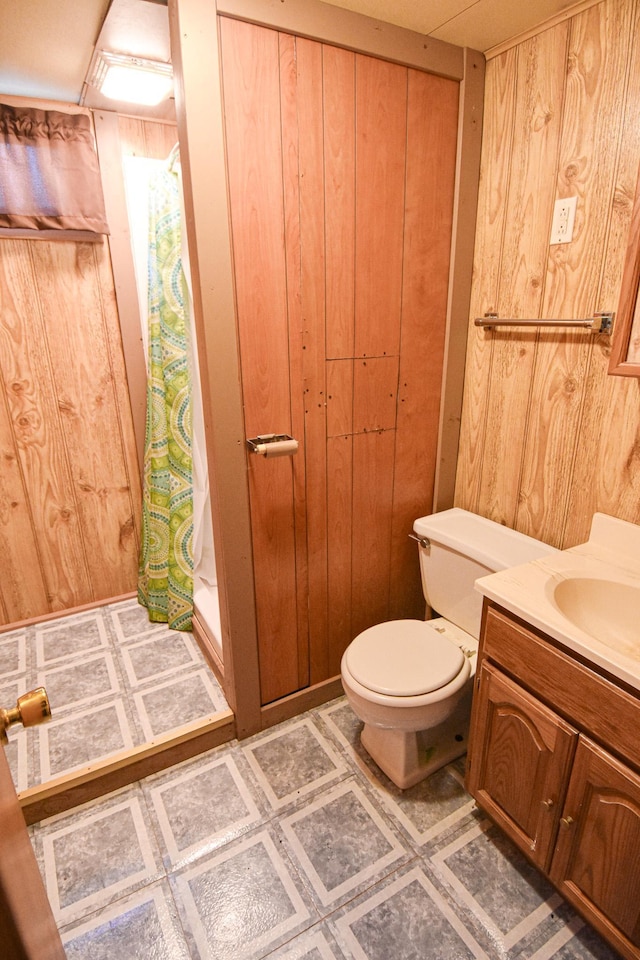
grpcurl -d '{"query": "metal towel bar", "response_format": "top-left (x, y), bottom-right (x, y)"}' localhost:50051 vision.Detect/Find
top-left (475, 312), bottom-right (614, 334)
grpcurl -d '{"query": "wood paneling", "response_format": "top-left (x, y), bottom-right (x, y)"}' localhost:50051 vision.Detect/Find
top-left (220, 17), bottom-right (459, 703)
top-left (390, 68), bottom-right (459, 619)
top-left (324, 45), bottom-right (356, 361)
top-left (0, 110), bottom-right (176, 625)
top-left (354, 56), bottom-right (406, 360)
top-left (220, 19), bottom-right (300, 703)
top-left (455, 48), bottom-right (518, 515)
top-left (117, 116), bottom-right (177, 159)
top-left (456, 0), bottom-right (640, 547)
top-left (0, 238), bottom-right (141, 623)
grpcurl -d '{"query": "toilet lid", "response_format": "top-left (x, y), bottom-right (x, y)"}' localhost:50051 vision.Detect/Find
top-left (345, 620), bottom-right (465, 697)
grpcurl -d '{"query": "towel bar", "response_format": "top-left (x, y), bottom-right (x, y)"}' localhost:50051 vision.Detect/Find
top-left (474, 312), bottom-right (614, 334)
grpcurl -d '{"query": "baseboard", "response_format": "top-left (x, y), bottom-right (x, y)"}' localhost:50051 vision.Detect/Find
top-left (19, 711), bottom-right (235, 825)
top-left (259, 676), bottom-right (344, 731)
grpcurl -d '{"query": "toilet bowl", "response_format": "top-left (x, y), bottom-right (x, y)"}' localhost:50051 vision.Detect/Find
top-left (340, 617), bottom-right (477, 789)
top-left (340, 508), bottom-right (556, 790)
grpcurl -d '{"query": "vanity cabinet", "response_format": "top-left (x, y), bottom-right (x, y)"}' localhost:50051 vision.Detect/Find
top-left (467, 602), bottom-right (640, 960)
top-left (469, 662), bottom-right (577, 871)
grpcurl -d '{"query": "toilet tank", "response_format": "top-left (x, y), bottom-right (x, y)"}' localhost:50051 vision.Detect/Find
top-left (413, 508), bottom-right (557, 638)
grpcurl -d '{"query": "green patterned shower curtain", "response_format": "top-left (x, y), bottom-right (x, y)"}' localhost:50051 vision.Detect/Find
top-left (138, 149), bottom-right (193, 631)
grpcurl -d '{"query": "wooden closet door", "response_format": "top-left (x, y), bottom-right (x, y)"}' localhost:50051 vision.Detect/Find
top-left (220, 17), bottom-right (459, 705)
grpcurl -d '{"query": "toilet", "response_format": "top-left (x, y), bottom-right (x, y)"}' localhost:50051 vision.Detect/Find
top-left (340, 508), bottom-right (556, 789)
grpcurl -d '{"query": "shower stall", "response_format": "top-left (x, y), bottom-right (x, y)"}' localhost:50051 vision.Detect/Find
top-left (123, 154), bottom-right (222, 661)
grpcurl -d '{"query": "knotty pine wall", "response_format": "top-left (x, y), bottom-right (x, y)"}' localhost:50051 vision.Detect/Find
top-left (455, 0), bottom-right (640, 548)
top-left (0, 113), bottom-right (175, 626)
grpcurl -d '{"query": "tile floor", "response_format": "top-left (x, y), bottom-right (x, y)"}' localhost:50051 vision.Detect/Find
top-left (0, 598), bottom-right (229, 790)
top-left (27, 696), bottom-right (620, 960)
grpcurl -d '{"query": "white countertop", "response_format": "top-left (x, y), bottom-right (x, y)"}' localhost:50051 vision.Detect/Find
top-left (475, 513), bottom-right (640, 692)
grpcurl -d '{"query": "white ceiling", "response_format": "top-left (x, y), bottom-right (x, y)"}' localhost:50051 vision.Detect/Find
top-left (0, 0), bottom-right (584, 109)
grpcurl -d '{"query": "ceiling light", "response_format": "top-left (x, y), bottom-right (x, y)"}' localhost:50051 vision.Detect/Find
top-left (89, 51), bottom-right (173, 106)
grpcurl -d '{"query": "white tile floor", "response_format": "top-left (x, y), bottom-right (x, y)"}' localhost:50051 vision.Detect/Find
top-left (26, 696), bottom-right (620, 960)
top-left (0, 598), bottom-right (228, 790)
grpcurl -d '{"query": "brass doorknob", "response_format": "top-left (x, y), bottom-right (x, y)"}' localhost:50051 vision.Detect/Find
top-left (1, 687), bottom-right (52, 744)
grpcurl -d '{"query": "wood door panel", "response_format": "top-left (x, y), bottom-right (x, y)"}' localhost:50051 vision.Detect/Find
top-left (221, 18), bottom-right (301, 703)
top-left (353, 357), bottom-right (398, 434)
top-left (390, 68), bottom-right (458, 620)
top-left (221, 17), bottom-right (458, 702)
top-left (279, 31), bottom-right (311, 691)
top-left (324, 45), bottom-right (356, 361)
top-left (351, 429), bottom-right (396, 639)
top-left (247, 456), bottom-right (300, 703)
top-left (327, 434), bottom-right (353, 676)
top-left (552, 737), bottom-right (640, 951)
top-left (354, 54), bottom-right (406, 360)
top-left (326, 360), bottom-right (353, 438)
top-left (220, 18), bottom-right (292, 437)
top-left (296, 36), bottom-right (329, 685)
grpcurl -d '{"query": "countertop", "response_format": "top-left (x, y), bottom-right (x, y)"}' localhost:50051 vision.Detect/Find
top-left (474, 513), bottom-right (640, 692)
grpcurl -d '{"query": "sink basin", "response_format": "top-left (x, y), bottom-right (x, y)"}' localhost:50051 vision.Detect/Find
top-left (553, 577), bottom-right (640, 657)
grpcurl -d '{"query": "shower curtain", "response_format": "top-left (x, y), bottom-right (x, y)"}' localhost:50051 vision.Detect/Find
top-left (138, 146), bottom-right (194, 631)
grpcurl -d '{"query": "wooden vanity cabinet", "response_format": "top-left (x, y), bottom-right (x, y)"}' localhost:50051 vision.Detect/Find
top-left (468, 662), bottom-right (576, 871)
top-left (467, 602), bottom-right (640, 960)
top-left (551, 738), bottom-right (640, 953)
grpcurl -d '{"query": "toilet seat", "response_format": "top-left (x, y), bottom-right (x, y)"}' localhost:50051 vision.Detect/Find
top-left (344, 620), bottom-right (465, 697)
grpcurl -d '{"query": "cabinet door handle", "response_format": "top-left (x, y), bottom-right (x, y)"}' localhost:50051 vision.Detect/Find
top-left (540, 798), bottom-right (554, 810)
top-left (560, 815), bottom-right (575, 827)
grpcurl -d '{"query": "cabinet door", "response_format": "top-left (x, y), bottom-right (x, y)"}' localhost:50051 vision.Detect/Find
top-left (467, 663), bottom-right (577, 870)
top-left (551, 737), bottom-right (640, 958)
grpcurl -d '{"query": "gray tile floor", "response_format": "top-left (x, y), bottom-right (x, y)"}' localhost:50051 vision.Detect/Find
top-left (28, 696), bottom-right (619, 960)
top-left (0, 598), bottom-right (228, 790)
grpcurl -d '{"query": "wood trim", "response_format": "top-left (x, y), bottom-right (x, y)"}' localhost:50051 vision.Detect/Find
top-left (608, 160), bottom-right (640, 377)
top-left (216, 0), bottom-right (465, 79)
top-left (0, 95), bottom-right (91, 115)
top-left (0, 750), bottom-right (66, 960)
top-left (171, 0), bottom-right (484, 737)
top-left (484, 0), bottom-right (602, 61)
top-left (192, 611), bottom-right (226, 690)
top-left (260, 676), bottom-right (344, 729)
top-left (0, 593), bottom-right (136, 635)
top-left (0, 230), bottom-right (103, 242)
top-left (482, 604), bottom-right (640, 774)
top-left (18, 711), bottom-right (235, 825)
top-left (433, 47), bottom-right (485, 512)
top-left (93, 110), bottom-right (148, 472)
top-left (170, 0), bottom-right (262, 738)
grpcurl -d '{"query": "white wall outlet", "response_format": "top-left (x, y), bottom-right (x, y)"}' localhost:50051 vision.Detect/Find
top-left (550, 196), bottom-right (578, 245)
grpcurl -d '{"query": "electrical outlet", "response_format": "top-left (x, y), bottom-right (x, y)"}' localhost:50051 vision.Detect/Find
top-left (550, 196), bottom-right (577, 245)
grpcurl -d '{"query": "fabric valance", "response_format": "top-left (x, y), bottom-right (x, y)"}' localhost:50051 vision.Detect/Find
top-left (0, 103), bottom-right (109, 235)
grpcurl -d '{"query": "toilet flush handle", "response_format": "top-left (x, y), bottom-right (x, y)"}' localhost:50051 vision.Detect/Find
top-left (408, 532), bottom-right (430, 549)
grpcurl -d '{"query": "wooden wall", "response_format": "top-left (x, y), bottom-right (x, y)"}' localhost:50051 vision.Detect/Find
top-left (455, 0), bottom-right (640, 548)
top-left (0, 112), bottom-right (175, 626)
top-left (0, 237), bottom-right (140, 623)
top-left (220, 17), bottom-right (459, 703)
top-left (117, 116), bottom-right (177, 159)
